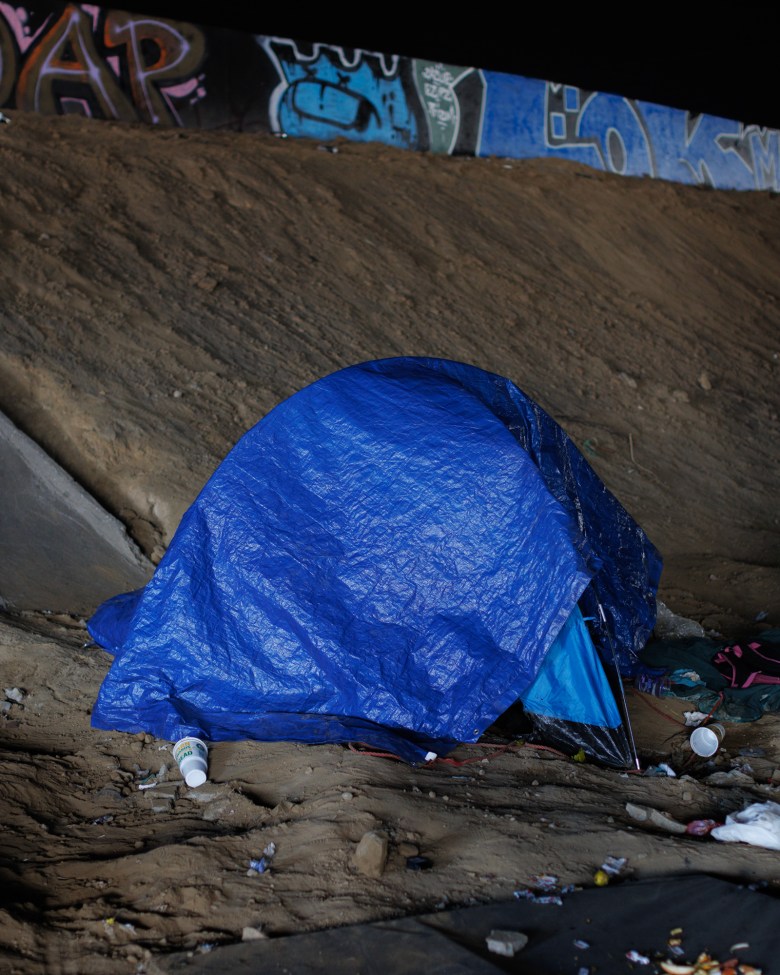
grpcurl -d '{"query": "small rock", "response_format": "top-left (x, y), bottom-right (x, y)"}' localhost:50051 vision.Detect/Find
top-left (771, 769), bottom-right (780, 785)
top-left (151, 798), bottom-right (174, 814)
top-left (698, 371), bottom-right (712, 391)
top-left (486, 930), bottom-right (528, 957)
top-left (654, 601), bottom-right (705, 639)
top-left (96, 786), bottom-right (125, 802)
top-left (704, 769), bottom-right (755, 787)
top-left (398, 842), bottom-right (419, 857)
top-left (352, 831), bottom-right (388, 878)
top-left (241, 926), bottom-right (266, 941)
top-left (617, 371), bottom-right (638, 389)
top-left (341, 791), bottom-right (354, 801)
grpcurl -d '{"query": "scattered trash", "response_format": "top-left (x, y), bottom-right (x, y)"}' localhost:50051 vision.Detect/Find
top-left (712, 801), bottom-right (780, 850)
top-left (515, 875), bottom-right (575, 904)
top-left (685, 819), bottom-right (720, 836)
top-left (690, 722), bottom-right (725, 757)
top-left (635, 664), bottom-right (670, 696)
top-left (91, 814), bottom-right (114, 826)
top-left (626, 802), bottom-right (687, 834)
top-left (0, 111), bottom-right (10, 123)
top-left (593, 870), bottom-right (609, 887)
top-left (684, 711), bottom-right (710, 727)
top-left (4, 687), bottom-right (25, 703)
top-left (755, 611), bottom-right (768, 622)
top-left (573, 939), bottom-right (590, 949)
top-left (572, 748), bottom-right (587, 762)
top-left (660, 953), bottom-right (762, 974)
top-left (406, 855), bottom-right (433, 871)
top-left (730, 943), bottom-right (750, 953)
top-left (645, 763), bottom-right (677, 777)
top-left (248, 842), bottom-right (277, 875)
top-left (352, 831), bottom-right (388, 878)
top-left (626, 949), bottom-right (651, 964)
top-left (529, 874), bottom-right (558, 890)
top-left (317, 144), bottom-right (339, 153)
top-left (173, 737), bottom-right (208, 788)
top-left (485, 930), bottom-right (528, 957)
top-left (600, 856), bottom-right (627, 877)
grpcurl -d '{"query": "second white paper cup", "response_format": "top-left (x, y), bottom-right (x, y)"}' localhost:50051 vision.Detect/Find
top-left (690, 722), bottom-right (725, 758)
top-left (173, 736), bottom-right (209, 787)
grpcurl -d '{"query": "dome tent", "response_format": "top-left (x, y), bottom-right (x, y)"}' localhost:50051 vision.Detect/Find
top-left (88, 357), bottom-right (662, 766)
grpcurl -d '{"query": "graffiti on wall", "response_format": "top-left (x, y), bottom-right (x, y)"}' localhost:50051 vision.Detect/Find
top-left (260, 38), bottom-right (420, 148)
top-left (0, 2), bottom-right (776, 191)
top-left (537, 81), bottom-right (779, 189)
top-left (0, 2), bottom-right (206, 124)
top-left (259, 37), bottom-right (485, 154)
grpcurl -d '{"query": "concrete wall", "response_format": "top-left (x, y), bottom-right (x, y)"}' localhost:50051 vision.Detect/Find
top-left (1, 2), bottom-right (777, 191)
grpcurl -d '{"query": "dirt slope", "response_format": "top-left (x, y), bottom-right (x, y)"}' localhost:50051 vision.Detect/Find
top-left (0, 111), bottom-right (779, 973)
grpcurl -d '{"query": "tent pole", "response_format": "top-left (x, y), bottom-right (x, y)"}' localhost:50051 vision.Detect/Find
top-left (598, 602), bottom-right (641, 771)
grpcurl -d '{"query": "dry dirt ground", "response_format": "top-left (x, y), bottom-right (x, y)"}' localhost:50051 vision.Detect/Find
top-left (1, 112), bottom-right (779, 973)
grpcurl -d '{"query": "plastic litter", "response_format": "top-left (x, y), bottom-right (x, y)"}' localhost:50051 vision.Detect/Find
top-left (529, 873), bottom-right (558, 890)
top-left (173, 737), bottom-right (208, 788)
top-left (573, 939), bottom-right (590, 949)
top-left (645, 763), bottom-right (677, 777)
top-left (711, 801), bottom-right (780, 850)
top-left (515, 875), bottom-right (575, 905)
top-left (689, 722), bottom-right (725, 757)
top-left (600, 855), bottom-right (627, 876)
top-left (4, 687), bottom-right (25, 703)
top-left (485, 930), bottom-right (528, 957)
top-left (248, 842), bottom-right (277, 874)
top-left (685, 818), bottom-right (720, 836)
top-left (626, 949), bottom-right (651, 964)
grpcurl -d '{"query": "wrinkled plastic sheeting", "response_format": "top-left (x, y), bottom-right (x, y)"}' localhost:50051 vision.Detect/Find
top-left (712, 801), bottom-right (780, 850)
top-left (89, 358), bottom-right (661, 762)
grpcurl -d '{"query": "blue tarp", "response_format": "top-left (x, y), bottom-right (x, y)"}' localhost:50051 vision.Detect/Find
top-left (89, 358), bottom-right (661, 762)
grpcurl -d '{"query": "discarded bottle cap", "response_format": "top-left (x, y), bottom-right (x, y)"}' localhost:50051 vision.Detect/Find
top-left (689, 722), bottom-right (725, 758)
top-left (173, 736), bottom-right (209, 787)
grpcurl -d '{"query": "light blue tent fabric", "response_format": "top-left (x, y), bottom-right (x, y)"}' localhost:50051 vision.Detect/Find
top-left (89, 358), bottom-right (661, 763)
top-left (521, 604), bottom-right (621, 726)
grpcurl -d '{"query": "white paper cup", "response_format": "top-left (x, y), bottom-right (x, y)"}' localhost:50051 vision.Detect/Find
top-left (173, 737), bottom-right (208, 787)
top-left (690, 722), bottom-right (725, 758)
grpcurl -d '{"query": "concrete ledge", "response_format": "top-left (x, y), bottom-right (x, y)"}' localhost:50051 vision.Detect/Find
top-left (0, 411), bottom-right (153, 614)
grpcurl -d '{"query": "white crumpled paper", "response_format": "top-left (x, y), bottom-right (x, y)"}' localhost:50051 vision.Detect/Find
top-left (711, 800), bottom-right (780, 850)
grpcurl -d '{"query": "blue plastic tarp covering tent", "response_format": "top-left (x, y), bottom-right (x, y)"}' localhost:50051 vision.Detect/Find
top-left (89, 357), bottom-right (662, 764)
